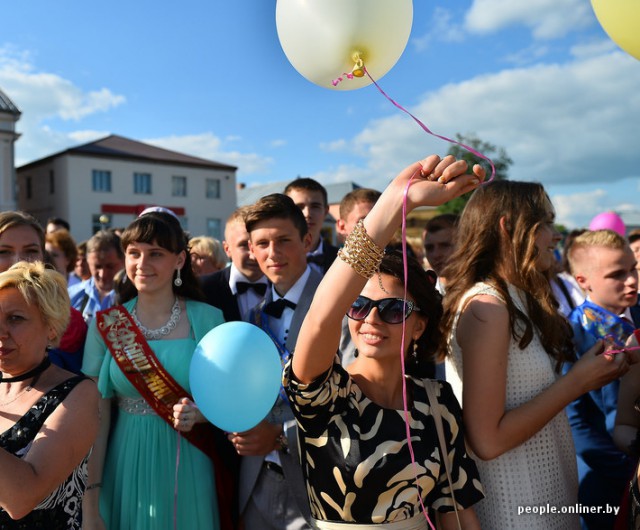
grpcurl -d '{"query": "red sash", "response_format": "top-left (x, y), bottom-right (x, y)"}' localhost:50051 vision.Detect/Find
top-left (96, 305), bottom-right (236, 530)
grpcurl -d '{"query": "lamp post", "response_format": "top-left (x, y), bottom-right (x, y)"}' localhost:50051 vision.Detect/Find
top-left (99, 214), bottom-right (109, 231)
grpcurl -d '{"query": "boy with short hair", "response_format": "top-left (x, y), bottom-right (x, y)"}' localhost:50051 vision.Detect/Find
top-left (565, 229), bottom-right (639, 530)
top-left (231, 193), bottom-right (318, 530)
top-left (336, 188), bottom-right (381, 244)
top-left (284, 178), bottom-right (338, 274)
top-left (201, 207), bottom-right (267, 322)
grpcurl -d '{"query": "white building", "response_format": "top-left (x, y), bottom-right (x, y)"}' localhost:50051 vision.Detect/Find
top-left (17, 134), bottom-right (237, 241)
top-left (0, 88), bottom-right (21, 212)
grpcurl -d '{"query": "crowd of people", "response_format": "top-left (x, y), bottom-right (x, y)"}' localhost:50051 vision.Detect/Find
top-left (1, 155), bottom-right (640, 529)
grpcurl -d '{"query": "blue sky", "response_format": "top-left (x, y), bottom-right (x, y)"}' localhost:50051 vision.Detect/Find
top-left (2, 0), bottom-right (639, 228)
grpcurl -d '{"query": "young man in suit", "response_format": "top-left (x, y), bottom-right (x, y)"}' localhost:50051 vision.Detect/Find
top-left (284, 178), bottom-right (338, 274)
top-left (564, 229), bottom-right (639, 530)
top-left (229, 193), bottom-right (319, 530)
top-left (201, 207), bottom-right (267, 322)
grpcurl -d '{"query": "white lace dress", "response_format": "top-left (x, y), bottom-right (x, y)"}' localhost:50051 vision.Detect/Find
top-left (445, 282), bottom-right (579, 530)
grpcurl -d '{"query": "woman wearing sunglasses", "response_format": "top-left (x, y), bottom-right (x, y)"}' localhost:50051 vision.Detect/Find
top-left (284, 155), bottom-right (485, 529)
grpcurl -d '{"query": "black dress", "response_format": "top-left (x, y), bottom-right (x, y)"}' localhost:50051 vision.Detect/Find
top-left (0, 376), bottom-right (88, 529)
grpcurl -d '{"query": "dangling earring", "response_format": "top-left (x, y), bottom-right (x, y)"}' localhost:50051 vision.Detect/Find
top-left (412, 341), bottom-right (419, 359)
top-left (174, 268), bottom-right (183, 287)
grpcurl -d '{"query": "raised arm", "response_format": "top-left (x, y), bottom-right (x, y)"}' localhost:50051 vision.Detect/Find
top-left (292, 155), bottom-right (484, 383)
top-left (459, 295), bottom-right (629, 460)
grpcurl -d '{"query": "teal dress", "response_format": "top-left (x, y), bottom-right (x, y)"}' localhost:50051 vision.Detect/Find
top-left (82, 298), bottom-right (225, 530)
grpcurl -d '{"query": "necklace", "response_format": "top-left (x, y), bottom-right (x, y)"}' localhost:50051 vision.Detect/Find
top-left (0, 356), bottom-right (50, 407)
top-left (131, 298), bottom-right (181, 340)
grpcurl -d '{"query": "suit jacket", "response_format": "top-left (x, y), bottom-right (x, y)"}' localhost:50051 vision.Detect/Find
top-left (238, 268), bottom-right (323, 523)
top-left (200, 267), bottom-right (242, 322)
top-left (319, 241), bottom-right (339, 274)
top-left (563, 301), bottom-right (640, 508)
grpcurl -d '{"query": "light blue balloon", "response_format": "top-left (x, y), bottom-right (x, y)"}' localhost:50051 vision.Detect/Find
top-left (189, 321), bottom-right (282, 433)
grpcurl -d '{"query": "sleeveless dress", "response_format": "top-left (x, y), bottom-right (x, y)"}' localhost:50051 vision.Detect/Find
top-left (82, 298), bottom-right (225, 530)
top-left (0, 375), bottom-right (89, 529)
top-left (284, 360), bottom-right (485, 524)
top-left (445, 282), bottom-right (579, 529)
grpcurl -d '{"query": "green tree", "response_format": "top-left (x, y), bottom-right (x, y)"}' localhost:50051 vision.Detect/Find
top-left (437, 133), bottom-right (513, 215)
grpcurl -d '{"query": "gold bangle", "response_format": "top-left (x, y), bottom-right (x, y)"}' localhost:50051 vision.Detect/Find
top-left (338, 219), bottom-right (384, 279)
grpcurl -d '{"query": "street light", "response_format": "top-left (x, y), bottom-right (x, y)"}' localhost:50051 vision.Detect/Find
top-left (99, 214), bottom-right (109, 231)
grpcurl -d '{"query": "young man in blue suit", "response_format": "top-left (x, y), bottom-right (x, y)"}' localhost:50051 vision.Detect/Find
top-left (565, 229), bottom-right (639, 530)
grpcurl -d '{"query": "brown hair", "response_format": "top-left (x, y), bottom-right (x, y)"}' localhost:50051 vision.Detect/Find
top-left (0, 211), bottom-right (45, 253)
top-left (244, 193), bottom-right (308, 239)
top-left (46, 229), bottom-right (78, 273)
top-left (339, 188), bottom-right (381, 220)
top-left (440, 180), bottom-right (573, 369)
top-left (284, 177), bottom-right (328, 208)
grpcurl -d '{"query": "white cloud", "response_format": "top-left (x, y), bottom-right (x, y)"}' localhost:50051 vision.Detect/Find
top-left (413, 8), bottom-right (465, 52)
top-left (145, 133), bottom-right (274, 177)
top-left (270, 139), bottom-right (287, 148)
top-left (323, 50), bottom-right (640, 196)
top-left (0, 47), bottom-right (126, 165)
top-left (550, 189), bottom-right (607, 228)
top-left (464, 0), bottom-right (594, 39)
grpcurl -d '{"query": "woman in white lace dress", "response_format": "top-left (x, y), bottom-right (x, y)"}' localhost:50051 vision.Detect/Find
top-left (441, 180), bottom-right (629, 529)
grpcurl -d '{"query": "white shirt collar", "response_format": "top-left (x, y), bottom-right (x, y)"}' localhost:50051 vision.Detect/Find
top-left (228, 263), bottom-right (267, 295)
top-left (271, 266), bottom-right (311, 305)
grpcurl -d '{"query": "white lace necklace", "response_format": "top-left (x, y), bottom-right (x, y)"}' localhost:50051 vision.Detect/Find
top-left (131, 297), bottom-right (181, 340)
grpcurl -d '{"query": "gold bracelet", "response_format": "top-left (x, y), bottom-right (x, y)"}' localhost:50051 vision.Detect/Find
top-left (338, 219), bottom-right (384, 279)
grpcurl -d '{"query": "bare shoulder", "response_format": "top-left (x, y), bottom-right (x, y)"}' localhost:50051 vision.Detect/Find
top-left (460, 293), bottom-right (508, 325)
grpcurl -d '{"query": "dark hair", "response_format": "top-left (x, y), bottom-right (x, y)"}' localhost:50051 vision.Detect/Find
top-left (628, 228), bottom-right (640, 245)
top-left (441, 180), bottom-right (574, 369)
top-left (378, 251), bottom-right (442, 378)
top-left (244, 193), bottom-right (308, 240)
top-left (284, 177), bottom-right (328, 208)
top-left (424, 213), bottom-right (459, 235)
top-left (46, 217), bottom-right (70, 232)
top-left (118, 212), bottom-right (204, 303)
top-left (339, 188), bottom-right (381, 220)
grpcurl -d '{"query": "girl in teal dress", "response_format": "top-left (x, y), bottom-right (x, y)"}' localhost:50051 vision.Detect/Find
top-left (82, 210), bottom-right (233, 530)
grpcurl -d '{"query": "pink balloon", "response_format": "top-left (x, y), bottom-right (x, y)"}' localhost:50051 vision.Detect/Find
top-left (588, 212), bottom-right (626, 236)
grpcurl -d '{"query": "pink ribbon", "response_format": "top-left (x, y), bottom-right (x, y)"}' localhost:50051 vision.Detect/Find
top-left (399, 170), bottom-right (436, 530)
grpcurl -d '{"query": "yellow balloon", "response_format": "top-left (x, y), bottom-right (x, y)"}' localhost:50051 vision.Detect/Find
top-left (276, 0), bottom-right (413, 91)
top-left (591, 0), bottom-right (640, 60)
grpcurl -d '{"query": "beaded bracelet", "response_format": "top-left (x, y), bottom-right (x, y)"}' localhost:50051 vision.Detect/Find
top-left (338, 219), bottom-right (384, 279)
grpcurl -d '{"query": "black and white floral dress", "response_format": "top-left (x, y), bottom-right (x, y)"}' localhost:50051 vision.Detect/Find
top-left (0, 376), bottom-right (88, 529)
top-left (284, 361), bottom-right (484, 524)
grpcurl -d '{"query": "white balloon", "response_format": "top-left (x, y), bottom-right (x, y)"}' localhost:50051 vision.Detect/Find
top-left (276, 0), bottom-right (413, 91)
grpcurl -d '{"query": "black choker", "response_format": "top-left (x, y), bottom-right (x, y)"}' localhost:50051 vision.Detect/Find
top-left (0, 357), bottom-right (51, 384)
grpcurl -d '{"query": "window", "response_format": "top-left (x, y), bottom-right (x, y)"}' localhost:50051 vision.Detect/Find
top-left (134, 173), bottom-right (152, 194)
top-left (49, 170), bottom-right (55, 194)
top-left (206, 218), bottom-right (222, 239)
top-left (206, 178), bottom-right (220, 199)
top-left (172, 176), bottom-right (187, 197)
top-left (26, 177), bottom-right (32, 199)
top-left (92, 170), bottom-right (112, 192)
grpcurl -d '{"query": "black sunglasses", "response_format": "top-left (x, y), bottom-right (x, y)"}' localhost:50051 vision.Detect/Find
top-left (347, 296), bottom-right (421, 325)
